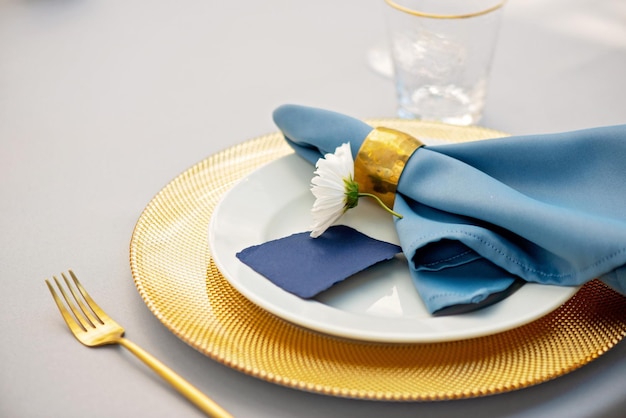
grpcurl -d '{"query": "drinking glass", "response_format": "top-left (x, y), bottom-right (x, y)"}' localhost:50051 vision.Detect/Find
top-left (384, 0), bottom-right (505, 125)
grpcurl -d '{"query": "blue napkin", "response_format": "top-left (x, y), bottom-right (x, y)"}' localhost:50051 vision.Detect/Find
top-left (271, 104), bottom-right (626, 314)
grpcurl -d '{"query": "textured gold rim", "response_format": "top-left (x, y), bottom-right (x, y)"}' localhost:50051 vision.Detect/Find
top-left (129, 119), bottom-right (626, 401)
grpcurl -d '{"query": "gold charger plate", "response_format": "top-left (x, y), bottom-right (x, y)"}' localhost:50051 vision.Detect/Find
top-left (130, 119), bottom-right (626, 401)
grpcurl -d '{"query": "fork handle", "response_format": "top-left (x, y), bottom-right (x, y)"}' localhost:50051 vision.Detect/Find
top-left (118, 337), bottom-right (233, 418)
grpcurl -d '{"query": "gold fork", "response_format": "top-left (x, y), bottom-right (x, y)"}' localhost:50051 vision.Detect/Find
top-left (46, 270), bottom-right (233, 418)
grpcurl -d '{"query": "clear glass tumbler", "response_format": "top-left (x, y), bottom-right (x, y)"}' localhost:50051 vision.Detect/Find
top-left (385, 0), bottom-right (505, 125)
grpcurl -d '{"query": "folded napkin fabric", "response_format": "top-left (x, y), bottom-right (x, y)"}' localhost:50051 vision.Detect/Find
top-left (236, 225), bottom-right (402, 298)
top-left (271, 104), bottom-right (626, 314)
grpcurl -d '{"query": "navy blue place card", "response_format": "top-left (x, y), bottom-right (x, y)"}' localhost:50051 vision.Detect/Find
top-left (236, 225), bottom-right (402, 298)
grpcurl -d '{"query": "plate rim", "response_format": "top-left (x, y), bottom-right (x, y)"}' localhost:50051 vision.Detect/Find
top-left (208, 152), bottom-right (579, 343)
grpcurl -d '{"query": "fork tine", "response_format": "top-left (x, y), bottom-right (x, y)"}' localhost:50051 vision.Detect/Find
top-left (62, 271), bottom-right (103, 327)
top-left (45, 278), bottom-right (87, 334)
top-left (67, 269), bottom-right (111, 323)
top-left (53, 275), bottom-right (96, 332)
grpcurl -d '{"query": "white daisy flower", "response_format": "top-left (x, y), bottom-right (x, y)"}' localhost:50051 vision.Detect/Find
top-left (309, 142), bottom-right (402, 238)
top-left (309, 143), bottom-right (358, 238)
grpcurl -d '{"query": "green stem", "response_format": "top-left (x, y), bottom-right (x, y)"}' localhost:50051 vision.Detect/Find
top-left (358, 193), bottom-right (403, 219)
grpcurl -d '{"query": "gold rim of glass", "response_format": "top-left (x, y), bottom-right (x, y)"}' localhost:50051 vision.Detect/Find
top-left (385, 0), bottom-right (506, 19)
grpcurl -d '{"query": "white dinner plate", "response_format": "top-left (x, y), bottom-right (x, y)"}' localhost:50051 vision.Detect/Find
top-left (208, 152), bottom-right (579, 343)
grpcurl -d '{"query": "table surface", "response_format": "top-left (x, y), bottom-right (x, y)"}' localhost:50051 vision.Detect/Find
top-left (2, 0), bottom-right (626, 417)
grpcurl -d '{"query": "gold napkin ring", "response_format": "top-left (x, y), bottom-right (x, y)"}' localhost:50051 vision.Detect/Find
top-left (354, 127), bottom-right (424, 209)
